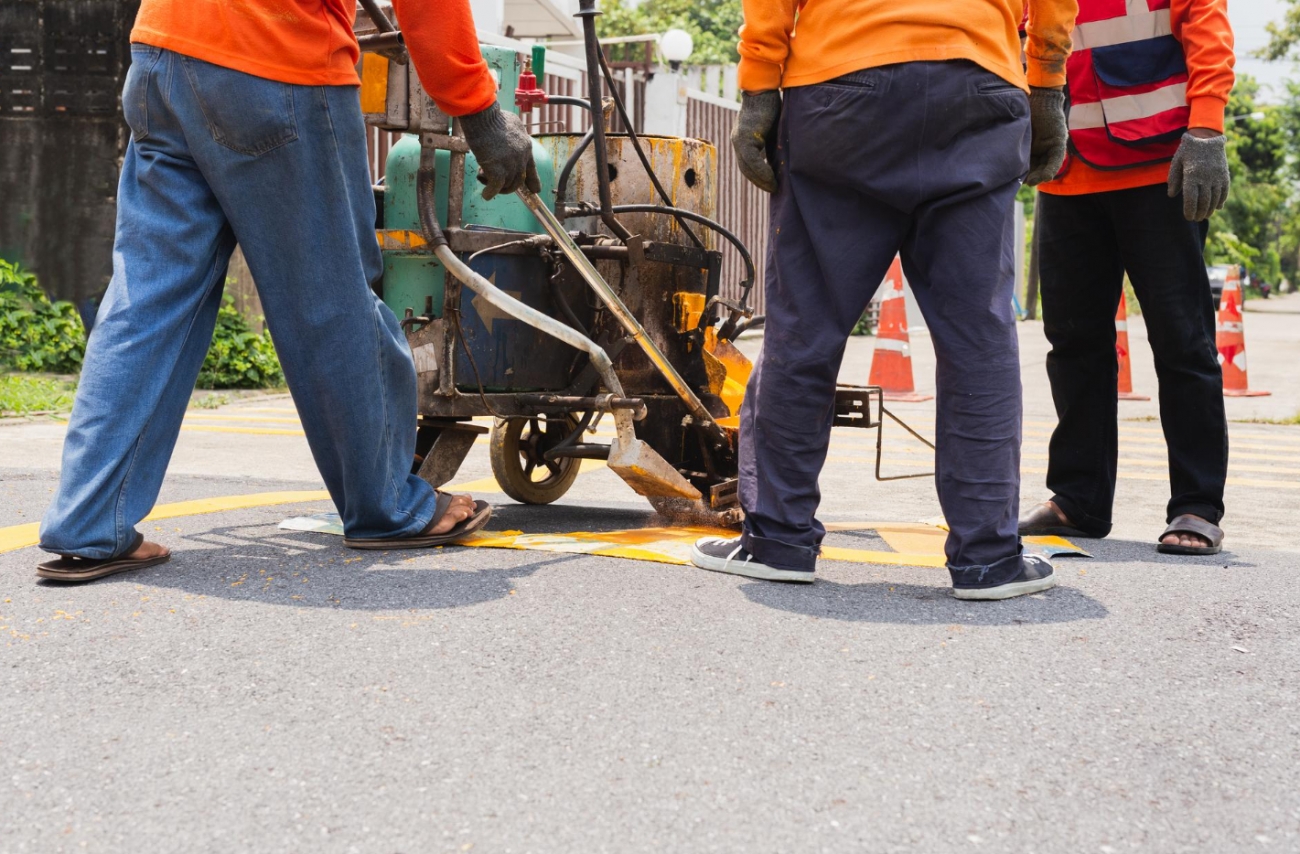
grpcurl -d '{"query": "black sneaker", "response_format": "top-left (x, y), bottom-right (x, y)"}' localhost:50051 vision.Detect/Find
top-left (690, 536), bottom-right (815, 583)
top-left (952, 553), bottom-right (1057, 600)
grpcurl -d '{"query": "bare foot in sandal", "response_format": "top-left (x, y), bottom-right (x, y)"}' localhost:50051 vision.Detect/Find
top-left (129, 540), bottom-right (171, 561)
top-left (426, 493), bottom-right (475, 535)
top-left (343, 492), bottom-right (493, 550)
top-left (1160, 523), bottom-right (1212, 550)
top-left (37, 534), bottom-right (172, 583)
top-left (1157, 514), bottom-right (1223, 555)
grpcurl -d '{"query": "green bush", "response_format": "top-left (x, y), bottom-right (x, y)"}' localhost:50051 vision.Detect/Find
top-left (196, 294), bottom-right (283, 389)
top-left (0, 261), bottom-right (282, 389)
top-left (0, 260), bottom-right (86, 373)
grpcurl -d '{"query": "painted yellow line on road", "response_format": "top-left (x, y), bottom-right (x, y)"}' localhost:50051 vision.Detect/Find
top-left (1020, 466), bottom-right (1300, 491)
top-left (181, 425), bottom-right (306, 437)
top-left (0, 490), bottom-right (332, 554)
top-left (210, 407), bottom-right (298, 415)
top-left (185, 414), bottom-right (303, 425)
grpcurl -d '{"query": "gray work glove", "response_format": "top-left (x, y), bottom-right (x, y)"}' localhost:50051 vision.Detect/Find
top-left (459, 102), bottom-right (541, 201)
top-left (731, 90), bottom-right (781, 193)
top-left (1025, 86), bottom-right (1068, 186)
top-left (1167, 132), bottom-right (1230, 221)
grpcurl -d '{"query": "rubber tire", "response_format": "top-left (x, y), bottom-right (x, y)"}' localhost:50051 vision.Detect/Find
top-left (490, 415), bottom-right (582, 505)
top-left (647, 496), bottom-right (743, 529)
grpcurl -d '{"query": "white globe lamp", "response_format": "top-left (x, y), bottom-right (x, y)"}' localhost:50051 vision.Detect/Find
top-left (660, 29), bottom-right (694, 71)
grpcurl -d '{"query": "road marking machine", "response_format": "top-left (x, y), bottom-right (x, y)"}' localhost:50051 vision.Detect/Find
top-left (352, 0), bottom-right (931, 526)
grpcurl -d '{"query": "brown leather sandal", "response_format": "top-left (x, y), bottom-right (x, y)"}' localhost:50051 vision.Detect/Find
top-left (37, 533), bottom-right (171, 583)
top-left (343, 495), bottom-right (492, 550)
top-left (1018, 501), bottom-right (1091, 538)
top-left (1156, 514), bottom-right (1223, 556)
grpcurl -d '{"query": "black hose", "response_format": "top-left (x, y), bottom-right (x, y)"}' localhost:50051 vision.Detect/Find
top-left (546, 96), bottom-right (593, 112)
top-left (602, 204), bottom-right (756, 299)
top-left (575, 0), bottom-right (631, 241)
top-left (595, 50), bottom-right (704, 251)
top-left (416, 147), bottom-right (449, 250)
top-left (554, 128), bottom-right (595, 219)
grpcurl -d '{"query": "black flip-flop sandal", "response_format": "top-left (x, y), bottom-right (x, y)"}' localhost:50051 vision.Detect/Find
top-left (36, 533), bottom-right (172, 583)
top-left (343, 495), bottom-right (493, 550)
top-left (1156, 514), bottom-right (1223, 556)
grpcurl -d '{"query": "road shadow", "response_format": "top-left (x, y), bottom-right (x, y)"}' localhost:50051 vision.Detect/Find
top-left (1064, 537), bottom-right (1248, 568)
top-left (738, 577), bottom-right (1109, 625)
top-left (55, 521), bottom-right (586, 612)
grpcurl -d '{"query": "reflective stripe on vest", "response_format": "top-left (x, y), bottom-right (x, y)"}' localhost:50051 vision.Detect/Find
top-left (1066, 0), bottom-right (1188, 171)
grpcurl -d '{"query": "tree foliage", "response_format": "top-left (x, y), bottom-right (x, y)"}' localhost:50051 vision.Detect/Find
top-left (1261, 1), bottom-right (1300, 61)
top-left (1204, 75), bottom-right (1289, 285)
top-left (599, 0), bottom-right (744, 66)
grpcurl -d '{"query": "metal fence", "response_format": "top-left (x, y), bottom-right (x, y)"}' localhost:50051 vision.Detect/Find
top-left (685, 89), bottom-right (767, 317)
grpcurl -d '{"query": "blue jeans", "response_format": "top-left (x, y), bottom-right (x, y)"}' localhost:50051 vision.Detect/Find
top-left (40, 46), bottom-right (441, 559)
top-left (738, 61), bottom-right (1030, 584)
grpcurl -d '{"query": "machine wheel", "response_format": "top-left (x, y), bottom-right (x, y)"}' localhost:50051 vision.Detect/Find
top-left (647, 496), bottom-right (743, 529)
top-left (490, 415), bottom-right (583, 504)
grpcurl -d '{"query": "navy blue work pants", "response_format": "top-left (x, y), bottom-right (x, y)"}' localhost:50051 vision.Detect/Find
top-left (738, 61), bottom-right (1031, 580)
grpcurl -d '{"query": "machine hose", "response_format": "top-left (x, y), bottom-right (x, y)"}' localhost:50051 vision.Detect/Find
top-left (573, 204), bottom-right (758, 310)
top-left (415, 149), bottom-right (626, 399)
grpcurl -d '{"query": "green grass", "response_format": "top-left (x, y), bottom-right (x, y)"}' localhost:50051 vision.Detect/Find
top-left (0, 374), bottom-right (77, 416)
top-left (1232, 413), bottom-right (1300, 426)
top-left (190, 392), bottom-right (233, 410)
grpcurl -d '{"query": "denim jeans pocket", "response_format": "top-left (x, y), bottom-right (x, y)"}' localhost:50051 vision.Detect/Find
top-left (181, 56), bottom-right (299, 156)
top-left (123, 45), bottom-right (161, 142)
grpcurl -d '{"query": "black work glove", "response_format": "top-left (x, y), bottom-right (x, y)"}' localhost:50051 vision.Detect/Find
top-left (1025, 86), bottom-right (1067, 186)
top-left (731, 90), bottom-right (781, 193)
top-left (460, 102), bottom-right (541, 201)
top-left (1167, 132), bottom-right (1231, 221)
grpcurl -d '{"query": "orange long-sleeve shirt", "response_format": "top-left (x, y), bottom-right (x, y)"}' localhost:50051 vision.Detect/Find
top-left (737, 0), bottom-right (1077, 94)
top-left (130, 0), bottom-right (498, 116)
top-left (1040, 0), bottom-right (1235, 196)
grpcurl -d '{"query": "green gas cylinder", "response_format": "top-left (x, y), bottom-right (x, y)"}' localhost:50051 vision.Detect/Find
top-left (381, 44), bottom-right (557, 323)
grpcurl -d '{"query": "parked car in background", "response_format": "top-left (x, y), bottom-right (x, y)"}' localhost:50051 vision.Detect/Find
top-left (1207, 265), bottom-right (1228, 310)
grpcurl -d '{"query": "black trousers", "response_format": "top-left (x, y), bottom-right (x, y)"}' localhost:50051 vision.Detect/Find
top-left (1037, 183), bottom-right (1227, 537)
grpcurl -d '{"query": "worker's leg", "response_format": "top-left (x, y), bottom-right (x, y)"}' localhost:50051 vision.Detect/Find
top-left (1035, 191), bottom-right (1127, 537)
top-left (736, 74), bottom-right (912, 572)
top-left (897, 62), bottom-right (1031, 579)
top-left (1110, 184), bottom-right (1226, 534)
top-left (163, 55), bottom-right (443, 539)
top-left (40, 46), bottom-right (236, 558)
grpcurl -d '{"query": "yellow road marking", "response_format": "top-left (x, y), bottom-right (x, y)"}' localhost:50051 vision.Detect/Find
top-left (1019, 466), bottom-right (1300, 491)
top-left (185, 414), bottom-right (303, 425)
top-left (208, 406), bottom-right (299, 414)
top-left (181, 425), bottom-right (306, 437)
top-left (0, 490), bottom-right (331, 554)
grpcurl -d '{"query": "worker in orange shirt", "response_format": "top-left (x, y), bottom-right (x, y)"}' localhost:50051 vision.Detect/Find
top-left (690, 0), bottom-right (1077, 599)
top-left (1019, 0), bottom-right (1234, 556)
top-left (36, 1), bottom-right (534, 582)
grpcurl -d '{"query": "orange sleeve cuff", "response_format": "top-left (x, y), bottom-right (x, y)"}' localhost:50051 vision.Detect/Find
top-left (737, 58), bottom-right (784, 92)
top-left (1189, 96), bottom-right (1226, 133)
top-left (1026, 61), bottom-right (1067, 89)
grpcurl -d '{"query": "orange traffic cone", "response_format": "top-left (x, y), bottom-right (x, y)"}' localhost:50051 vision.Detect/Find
top-left (868, 257), bottom-right (933, 403)
top-left (1115, 292), bottom-right (1149, 401)
top-left (1216, 267), bottom-right (1270, 397)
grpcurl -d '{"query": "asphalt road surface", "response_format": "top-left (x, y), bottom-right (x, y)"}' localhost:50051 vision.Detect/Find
top-left (2, 299), bottom-right (1298, 853)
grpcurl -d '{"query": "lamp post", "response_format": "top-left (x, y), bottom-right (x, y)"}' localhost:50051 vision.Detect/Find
top-left (659, 28), bottom-right (693, 72)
